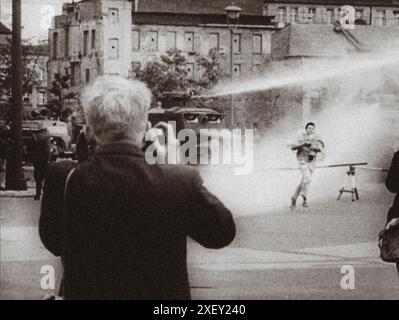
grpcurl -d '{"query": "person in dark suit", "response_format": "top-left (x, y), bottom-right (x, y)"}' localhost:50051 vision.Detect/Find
top-left (385, 150), bottom-right (399, 276)
top-left (0, 123), bottom-right (9, 190)
top-left (39, 76), bottom-right (236, 300)
top-left (31, 129), bottom-right (52, 200)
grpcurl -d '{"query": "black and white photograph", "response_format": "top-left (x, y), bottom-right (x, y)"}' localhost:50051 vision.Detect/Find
top-left (1, 0), bottom-right (399, 304)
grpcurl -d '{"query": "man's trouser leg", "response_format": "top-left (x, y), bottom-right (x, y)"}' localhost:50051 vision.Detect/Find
top-left (34, 164), bottom-right (47, 199)
top-left (301, 160), bottom-right (316, 199)
top-left (0, 159), bottom-right (5, 189)
top-left (293, 160), bottom-right (312, 200)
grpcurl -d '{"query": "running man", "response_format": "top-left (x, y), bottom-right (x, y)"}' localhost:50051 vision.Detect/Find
top-left (289, 122), bottom-right (325, 210)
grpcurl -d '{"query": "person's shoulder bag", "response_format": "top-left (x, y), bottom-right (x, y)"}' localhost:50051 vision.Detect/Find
top-left (378, 216), bottom-right (399, 263)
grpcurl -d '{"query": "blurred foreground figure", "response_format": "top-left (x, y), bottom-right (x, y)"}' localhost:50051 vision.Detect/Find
top-left (0, 124), bottom-right (9, 190)
top-left (31, 129), bottom-right (52, 200)
top-left (39, 76), bottom-right (235, 300)
top-left (385, 151), bottom-right (399, 277)
top-left (289, 122), bottom-right (325, 209)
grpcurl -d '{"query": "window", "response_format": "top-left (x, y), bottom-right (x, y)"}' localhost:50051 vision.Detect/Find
top-left (277, 7), bottom-right (286, 23)
top-left (252, 34), bottom-right (262, 54)
top-left (85, 69), bottom-right (90, 83)
top-left (394, 11), bottom-right (399, 26)
top-left (167, 31), bottom-right (176, 50)
top-left (308, 8), bottom-right (316, 23)
top-left (209, 33), bottom-right (219, 50)
top-left (232, 64), bottom-right (241, 79)
top-left (132, 30), bottom-right (140, 51)
top-left (52, 32), bottom-right (58, 59)
top-left (91, 30), bottom-right (96, 49)
top-left (109, 8), bottom-right (119, 23)
top-left (355, 9), bottom-right (364, 20)
top-left (65, 28), bottom-right (69, 58)
top-left (326, 9), bottom-right (334, 24)
top-left (290, 8), bottom-right (298, 23)
top-left (108, 38), bottom-right (119, 59)
top-left (38, 68), bottom-right (45, 81)
top-left (186, 63), bottom-right (194, 79)
top-left (71, 62), bottom-right (80, 86)
top-left (148, 31), bottom-right (158, 51)
top-left (375, 10), bottom-right (386, 26)
top-left (232, 34), bottom-right (241, 54)
top-left (184, 32), bottom-right (194, 52)
top-left (38, 92), bottom-right (46, 105)
top-left (83, 30), bottom-right (89, 56)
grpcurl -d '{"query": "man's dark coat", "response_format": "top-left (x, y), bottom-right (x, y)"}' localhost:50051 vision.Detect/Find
top-left (39, 142), bottom-right (235, 300)
top-left (386, 151), bottom-right (399, 222)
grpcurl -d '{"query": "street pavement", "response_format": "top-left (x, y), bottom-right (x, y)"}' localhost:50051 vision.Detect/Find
top-left (1, 170), bottom-right (399, 300)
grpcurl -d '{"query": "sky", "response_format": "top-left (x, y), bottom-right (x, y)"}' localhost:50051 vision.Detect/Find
top-left (1, 0), bottom-right (73, 44)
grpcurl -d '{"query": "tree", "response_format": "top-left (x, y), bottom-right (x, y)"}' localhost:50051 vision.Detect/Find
top-left (129, 48), bottom-right (223, 101)
top-left (0, 38), bottom-right (41, 98)
top-left (130, 49), bottom-right (192, 101)
top-left (197, 48), bottom-right (222, 90)
top-left (48, 73), bottom-right (75, 121)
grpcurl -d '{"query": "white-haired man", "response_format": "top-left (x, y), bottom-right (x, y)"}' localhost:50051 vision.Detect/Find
top-left (39, 76), bottom-right (235, 300)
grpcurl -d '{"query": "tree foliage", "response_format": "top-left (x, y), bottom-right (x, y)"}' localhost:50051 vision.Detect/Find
top-left (129, 48), bottom-right (222, 101)
top-left (48, 73), bottom-right (75, 121)
top-left (0, 38), bottom-right (41, 97)
top-left (197, 48), bottom-right (221, 89)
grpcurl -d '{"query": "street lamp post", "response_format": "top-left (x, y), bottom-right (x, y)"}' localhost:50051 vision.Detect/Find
top-left (225, 5), bottom-right (241, 128)
top-left (6, 0), bottom-right (27, 190)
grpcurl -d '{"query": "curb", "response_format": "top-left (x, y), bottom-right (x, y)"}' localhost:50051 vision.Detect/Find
top-left (0, 188), bottom-right (36, 198)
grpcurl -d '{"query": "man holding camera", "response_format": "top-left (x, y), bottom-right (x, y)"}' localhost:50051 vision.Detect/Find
top-left (39, 76), bottom-right (235, 299)
top-left (289, 122), bottom-right (325, 210)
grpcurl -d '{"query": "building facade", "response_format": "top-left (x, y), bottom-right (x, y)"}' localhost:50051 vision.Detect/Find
top-left (23, 44), bottom-right (49, 111)
top-left (48, 0), bottom-right (276, 109)
top-left (0, 22), bottom-right (12, 46)
top-left (1, 22), bottom-right (48, 116)
top-left (264, 0), bottom-right (399, 27)
top-left (269, 23), bottom-right (399, 135)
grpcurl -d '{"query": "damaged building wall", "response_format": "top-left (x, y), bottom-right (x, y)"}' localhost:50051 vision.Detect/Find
top-left (131, 24), bottom-right (272, 81)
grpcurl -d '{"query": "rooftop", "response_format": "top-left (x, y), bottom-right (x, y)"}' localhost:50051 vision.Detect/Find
top-left (265, 0), bottom-right (399, 6)
top-left (132, 11), bottom-right (275, 27)
top-left (0, 22), bottom-right (12, 35)
top-left (137, 0), bottom-right (265, 15)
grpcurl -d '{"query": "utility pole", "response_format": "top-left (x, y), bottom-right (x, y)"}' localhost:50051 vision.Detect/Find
top-left (225, 5), bottom-right (241, 129)
top-left (6, 0), bottom-right (27, 190)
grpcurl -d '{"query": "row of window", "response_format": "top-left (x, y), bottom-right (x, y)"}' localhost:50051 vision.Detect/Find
top-left (373, 10), bottom-right (399, 26)
top-left (53, 30), bottom-right (265, 60)
top-left (276, 6), bottom-right (399, 26)
top-left (23, 92), bottom-right (46, 105)
top-left (55, 60), bottom-right (264, 86)
top-left (52, 29), bottom-right (96, 59)
top-left (131, 31), bottom-right (264, 54)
